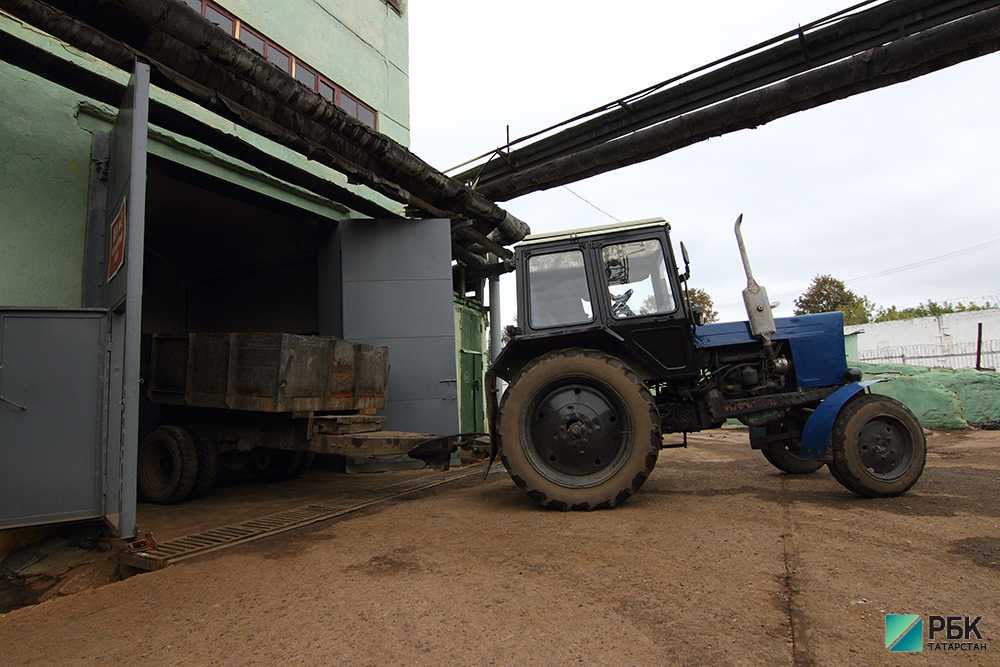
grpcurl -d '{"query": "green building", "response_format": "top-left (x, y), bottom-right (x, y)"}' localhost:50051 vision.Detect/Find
top-left (0, 0), bottom-right (503, 536)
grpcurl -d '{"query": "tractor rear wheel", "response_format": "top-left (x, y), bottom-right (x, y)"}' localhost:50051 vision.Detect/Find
top-left (829, 394), bottom-right (925, 497)
top-left (498, 348), bottom-right (660, 510)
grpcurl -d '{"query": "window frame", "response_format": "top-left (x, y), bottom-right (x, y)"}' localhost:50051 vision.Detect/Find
top-left (189, 0), bottom-right (378, 129)
top-left (600, 237), bottom-right (678, 320)
top-left (524, 248), bottom-right (596, 330)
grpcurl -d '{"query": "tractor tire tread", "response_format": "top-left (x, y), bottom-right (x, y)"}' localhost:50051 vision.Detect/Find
top-left (498, 348), bottom-right (660, 510)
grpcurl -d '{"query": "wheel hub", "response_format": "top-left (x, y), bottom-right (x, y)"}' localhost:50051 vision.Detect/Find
top-left (143, 444), bottom-right (173, 491)
top-left (858, 418), bottom-right (912, 478)
top-left (528, 383), bottom-right (628, 481)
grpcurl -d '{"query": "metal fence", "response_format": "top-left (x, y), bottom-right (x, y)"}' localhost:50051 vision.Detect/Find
top-left (859, 339), bottom-right (1000, 370)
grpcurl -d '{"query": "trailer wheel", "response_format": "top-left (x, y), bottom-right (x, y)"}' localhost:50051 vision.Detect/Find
top-left (182, 425), bottom-right (218, 499)
top-left (249, 449), bottom-right (303, 482)
top-left (760, 417), bottom-right (824, 474)
top-left (498, 348), bottom-right (660, 510)
top-left (829, 394), bottom-right (925, 497)
top-left (137, 426), bottom-right (199, 504)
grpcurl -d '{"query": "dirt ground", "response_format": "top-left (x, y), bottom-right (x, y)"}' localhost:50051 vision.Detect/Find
top-left (2, 428), bottom-right (999, 666)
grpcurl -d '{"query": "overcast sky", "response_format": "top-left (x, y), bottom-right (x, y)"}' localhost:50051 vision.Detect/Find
top-left (408, 1), bottom-right (1000, 325)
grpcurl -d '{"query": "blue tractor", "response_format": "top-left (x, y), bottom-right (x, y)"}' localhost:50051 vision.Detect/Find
top-left (487, 216), bottom-right (925, 509)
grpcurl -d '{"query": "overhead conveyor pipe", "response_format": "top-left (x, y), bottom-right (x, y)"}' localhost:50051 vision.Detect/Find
top-left (0, 28), bottom-right (398, 219)
top-left (87, 0), bottom-right (528, 246)
top-left (476, 4), bottom-right (1000, 201)
top-left (0, 0), bottom-right (528, 267)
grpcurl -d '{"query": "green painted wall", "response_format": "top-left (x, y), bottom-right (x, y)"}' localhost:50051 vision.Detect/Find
top-left (221, 0), bottom-right (409, 145)
top-left (0, 59), bottom-right (94, 307)
top-left (1, 3), bottom-right (408, 308)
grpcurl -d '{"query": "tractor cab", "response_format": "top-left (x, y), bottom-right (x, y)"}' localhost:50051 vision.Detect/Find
top-left (496, 218), bottom-right (699, 382)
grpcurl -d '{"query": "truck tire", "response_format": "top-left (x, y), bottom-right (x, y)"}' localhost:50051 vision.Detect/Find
top-left (181, 425), bottom-right (218, 499)
top-left (498, 348), bottom-right (660, 510)
top-left (829, 394), bottom-right (925, 497)
top-left (137, 425), bottom-right (199, 504)
top-left (760, 416), bottom-right (824, 474)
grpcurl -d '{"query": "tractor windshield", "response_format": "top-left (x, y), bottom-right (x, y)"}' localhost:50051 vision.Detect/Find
top-left (526, 250), bottom-right (594, 328)
top-left (601, 239), bottom-right (675, 318)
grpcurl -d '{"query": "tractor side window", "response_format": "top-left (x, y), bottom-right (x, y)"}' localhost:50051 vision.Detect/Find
top-left (527, 250), bottom-right (594, 328)
top-left (601, 239), bottom-right (675, 319)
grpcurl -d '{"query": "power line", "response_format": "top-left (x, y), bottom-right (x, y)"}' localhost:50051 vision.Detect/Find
top-left (562, 186), bottom-right (622, 222)
top-left (719, 237), bottom-right (1000, 308)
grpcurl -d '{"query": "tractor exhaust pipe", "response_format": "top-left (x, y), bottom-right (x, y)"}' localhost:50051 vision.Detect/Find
top-left (734, 215), bottom-right (777, 346)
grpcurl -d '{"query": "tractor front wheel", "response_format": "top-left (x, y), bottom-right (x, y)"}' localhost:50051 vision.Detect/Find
top-left (829, 393), bottom-right (925, 497)
top-left (498, 349), bottom-right (660, 510)
top-left (760, 415), bottom-right (824, 474)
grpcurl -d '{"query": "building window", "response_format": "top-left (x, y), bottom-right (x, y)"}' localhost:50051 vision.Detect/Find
top-left (338, 92), bottom-right (358, 118)
top-left (239, 26), bottom-right (265, 56)
top-left (357, 105), bottom-right (376, 128)
top-left (295, 63), bottom-right (318, 90)
top-left (204, 4), bottom-right (234, 34)
top-left (266, 44), bottom-right (291, 73)
top-left (319, 80), bottom-right (335, 103)
top-left (182, 0), bottom-right (377, 129)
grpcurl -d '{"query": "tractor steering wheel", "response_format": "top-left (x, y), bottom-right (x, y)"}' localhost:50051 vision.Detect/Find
top-left (612, 288), bottom-right (634, 317)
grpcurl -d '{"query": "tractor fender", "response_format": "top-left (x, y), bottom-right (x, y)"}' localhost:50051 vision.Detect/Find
top-left (800, 380), bottom-right (885, 460)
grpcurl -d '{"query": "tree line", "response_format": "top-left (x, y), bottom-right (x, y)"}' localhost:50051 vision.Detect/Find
top-left (792, 274), bottom-right (996, 326)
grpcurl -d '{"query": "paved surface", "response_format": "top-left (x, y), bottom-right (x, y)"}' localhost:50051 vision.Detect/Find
top-left (2, 429), bottom-right (999, 666)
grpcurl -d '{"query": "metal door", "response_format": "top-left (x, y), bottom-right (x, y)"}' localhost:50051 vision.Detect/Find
top-left (100, 62), bottom-right (150, 538)
top-left (0, 62), bottom-right (149, 536)
top-left (328, 218), bottom-right (459, 434)
top-left (0, 310), bottom-right (108, 529)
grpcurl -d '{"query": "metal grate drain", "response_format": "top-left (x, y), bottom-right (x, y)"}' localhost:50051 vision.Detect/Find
top-left (120, 463), bottom-right (485, 571)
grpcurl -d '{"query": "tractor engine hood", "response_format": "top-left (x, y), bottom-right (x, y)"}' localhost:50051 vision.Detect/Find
top-left (693, 312), bottom-right (848, 388)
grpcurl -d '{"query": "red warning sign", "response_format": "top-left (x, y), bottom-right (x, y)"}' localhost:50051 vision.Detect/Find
top-left (107, 199), bottom-right (127, 282)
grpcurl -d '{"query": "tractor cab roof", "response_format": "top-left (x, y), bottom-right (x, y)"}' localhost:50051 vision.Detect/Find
top-left (519, 217), bottom-right (669, 247)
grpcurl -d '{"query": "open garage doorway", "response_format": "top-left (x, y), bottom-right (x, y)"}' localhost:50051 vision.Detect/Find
top-left (141, 157), bottom-right (328, 340)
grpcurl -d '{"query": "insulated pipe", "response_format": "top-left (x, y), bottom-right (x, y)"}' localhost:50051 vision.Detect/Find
top-left (0, 0), bottom-right (529, 247)
top-left (460, 0), bottom-right (987, 188)
top-left (478, 5), bottom-right (1000, 200)
top-left (0, 28), bottom-right (396, 219)
top-left (106, 0), bottom-right (529, 244)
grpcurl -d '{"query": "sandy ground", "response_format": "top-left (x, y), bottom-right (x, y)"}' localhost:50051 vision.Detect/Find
top-left (2, 428), bottom-right (999, 666)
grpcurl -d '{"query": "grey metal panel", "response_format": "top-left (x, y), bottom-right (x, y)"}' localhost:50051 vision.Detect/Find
top-left (341, 281), bottom-right (455, 339)
top-left (337, 219), bottom-right (458, 434)
top-left (102, 62), bottom-right (150, 539)
top-left (341, 221), bottom-right (451, 282)
top-left (0, 310), bottom-right (108, 530)
top-left (357, 336), bottom-right (457, 401)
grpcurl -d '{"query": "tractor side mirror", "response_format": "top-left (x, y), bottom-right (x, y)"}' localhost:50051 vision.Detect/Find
top-left (678, 242), bottom-right (691, 283)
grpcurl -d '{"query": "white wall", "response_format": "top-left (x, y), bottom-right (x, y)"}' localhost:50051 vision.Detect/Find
top-left (846, 309), bottom-right (1000, 368)
top-left (846, 309), bottom-right (1000, 350)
